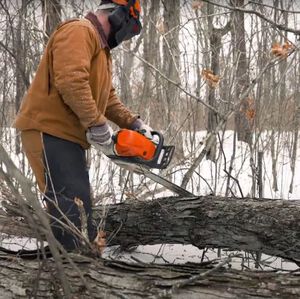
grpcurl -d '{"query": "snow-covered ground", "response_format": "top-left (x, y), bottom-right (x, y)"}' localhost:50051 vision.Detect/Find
top-left (1, 129), bottom-right (299, 270)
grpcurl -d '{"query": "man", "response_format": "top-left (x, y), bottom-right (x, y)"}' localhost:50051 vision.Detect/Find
top-left (14, 0), bottom-right (152, 251)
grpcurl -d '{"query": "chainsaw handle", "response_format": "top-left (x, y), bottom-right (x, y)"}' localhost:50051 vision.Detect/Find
top-left (141, 130), bottom-right (174, 169)
top-left (150, 130), bottom-right (163, 148)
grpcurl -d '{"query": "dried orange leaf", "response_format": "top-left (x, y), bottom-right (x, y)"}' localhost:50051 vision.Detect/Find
top-left (240, 97), bottom-right (256, 122)
top-left (246, 109), bottom-right (255, 120)
top-left (271, 41), bottom-right (293, 58)
top-left (201, 69), bottom-right (220, 88)
top-left (94, 230), bottom-right (106, 255)
top-left (283, 41), bottom-right (293, 49)
top-left (192, 1), bottom-right (203, 10)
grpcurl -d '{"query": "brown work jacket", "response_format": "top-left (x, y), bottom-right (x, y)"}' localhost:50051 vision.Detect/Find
top-left (14, 17), bottom-right (138, 149)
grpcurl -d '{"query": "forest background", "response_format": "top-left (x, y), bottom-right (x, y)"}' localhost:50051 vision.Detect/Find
top-left (0, 0), bottom-right (300, 297)
top-left (1, 0), bottom-right (300, 200)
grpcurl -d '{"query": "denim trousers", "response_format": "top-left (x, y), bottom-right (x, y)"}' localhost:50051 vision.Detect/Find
top-left (43, 133), bottom-right (96, 251)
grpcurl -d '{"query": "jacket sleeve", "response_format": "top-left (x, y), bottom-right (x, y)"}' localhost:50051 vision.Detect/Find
top-left (51, 24), bottom-right (107, 129)
top-left (105, 86), bottom-right (139, 128)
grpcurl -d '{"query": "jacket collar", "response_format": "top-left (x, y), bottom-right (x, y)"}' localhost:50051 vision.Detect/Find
top-left (85, 12), bottom-right (109, 49)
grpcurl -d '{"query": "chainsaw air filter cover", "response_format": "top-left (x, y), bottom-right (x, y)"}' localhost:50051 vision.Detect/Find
top-left (114, 129), bottom-right (156, 160)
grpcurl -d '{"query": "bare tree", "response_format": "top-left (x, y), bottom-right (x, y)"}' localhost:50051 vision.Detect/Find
top-left (161, 0), bottom-right (184, 158)
top-left (41, 0), bottom-right (62, 42)
top-left (206, 3), bottom-right (231, 161)
top-left (231, 0), bottom-right (253, 145)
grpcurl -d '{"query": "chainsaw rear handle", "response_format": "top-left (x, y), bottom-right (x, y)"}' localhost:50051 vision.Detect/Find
top-left (134, 130), bottom-right (174, 169)
top-left (147, 131), bottom-right (164, 160)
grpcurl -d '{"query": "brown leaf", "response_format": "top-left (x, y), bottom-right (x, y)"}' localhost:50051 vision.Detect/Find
top-left (192, 1), bottom-right (203, 10)
top-left (241, 97), bottom-right (256, 122)
top-left (245, 108), bottom-right (256, 121)
top-left (283, 41), bottom-right (293, 50)
top-left (94, 230), bottom-right (106, 255)
top-left (271, 41), bottom-right (293, 58)
top-left (201, 69), bottom-right (220, 88)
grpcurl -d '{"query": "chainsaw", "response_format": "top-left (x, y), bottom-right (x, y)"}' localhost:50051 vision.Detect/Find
top-left (107, 129), bottom-right (194, 197)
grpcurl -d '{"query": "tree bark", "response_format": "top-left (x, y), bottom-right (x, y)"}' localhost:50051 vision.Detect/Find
top-left (205, 4), bottom-right (231, 161)
top-left (231, 0), bottom-right (253, 145)
top-left (2, 183), bottom-right (300, 297)
top-left (0, 252), bottom-right (299, 299)
top-left (92, 196), bottom-right (300, 262)
top-left (162, 0), bottom-right (184, 160)
top-left (0, 196), bottom-right (300, 260)
top-left (3, 195), bottom-right (300, 262)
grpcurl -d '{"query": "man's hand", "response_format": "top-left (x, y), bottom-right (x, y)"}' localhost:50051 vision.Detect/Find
top-left (86, 123), bottom-right (115, 155)
top-left (131, 119), bottom-right (153, 140)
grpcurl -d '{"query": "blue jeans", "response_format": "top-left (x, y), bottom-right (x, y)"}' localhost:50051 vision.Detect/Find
top-left (43, 133), bottom-right (96, 251)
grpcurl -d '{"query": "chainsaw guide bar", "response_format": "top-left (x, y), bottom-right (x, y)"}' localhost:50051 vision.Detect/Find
top-left (111, 159), bottom-right (195, 197)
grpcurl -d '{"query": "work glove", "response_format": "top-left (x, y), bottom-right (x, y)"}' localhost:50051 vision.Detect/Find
top-left (131, 118), bottom-right (153, 140)
top-left (86, 123), bottom-right (115, 156)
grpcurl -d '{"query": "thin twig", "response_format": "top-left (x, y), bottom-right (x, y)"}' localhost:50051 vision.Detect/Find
top-left (202, 0), bottom-right (300, 35)
top-left (120, 47), bottom-right (220, 115)
top-left (223, 169), bottom-right (244, 198)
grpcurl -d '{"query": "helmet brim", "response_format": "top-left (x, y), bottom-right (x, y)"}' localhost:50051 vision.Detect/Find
top-left (98, 3), bottom-right (118, 10)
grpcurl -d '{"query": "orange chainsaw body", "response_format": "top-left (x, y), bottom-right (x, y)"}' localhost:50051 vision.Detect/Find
top-left (114, 129), bottom-right (156, 160)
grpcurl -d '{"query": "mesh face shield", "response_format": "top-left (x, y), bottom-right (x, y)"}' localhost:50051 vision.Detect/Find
top-left (99, 0), bottom-right (142, 49)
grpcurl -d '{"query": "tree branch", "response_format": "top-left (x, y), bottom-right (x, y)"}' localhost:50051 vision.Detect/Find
top-left (202, 0), bottom-right (300, 35)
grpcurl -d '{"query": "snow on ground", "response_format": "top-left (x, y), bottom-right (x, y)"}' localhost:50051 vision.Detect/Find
top-left (1, 129), bottom-right (300, 270)
top-left (103, 244), bottom-right (299, 271)
top-left (87, 130), bottom-right (300, 201)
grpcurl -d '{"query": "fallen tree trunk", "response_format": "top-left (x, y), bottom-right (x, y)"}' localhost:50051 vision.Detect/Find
top-left (1, 194), bottom-right (300, 298)
top-left (0, 252), bottom-right (299, 298)
top-left (93, 196), bottom-right (300, 261)
top-left (1, 195), bottom-right (300, 262)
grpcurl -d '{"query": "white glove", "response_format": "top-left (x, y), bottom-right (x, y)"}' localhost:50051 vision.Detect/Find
top-left (131, 119), bottom-right (153, 140)
top-left (86, 123), bottom-right (115, 156)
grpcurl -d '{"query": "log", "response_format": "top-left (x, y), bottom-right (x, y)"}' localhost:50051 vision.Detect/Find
top-left (93, 196), bottom-right (300, 261)
top-left (1, 193), bottom-right (300, 298)
top-left (1, 195), bottom-right (300, 262)
top-left (0, 252), bottom-right (299, 298)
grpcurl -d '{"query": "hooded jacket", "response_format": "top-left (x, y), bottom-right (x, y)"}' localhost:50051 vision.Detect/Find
top-left (14, 16), bottom-right (138, 149)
